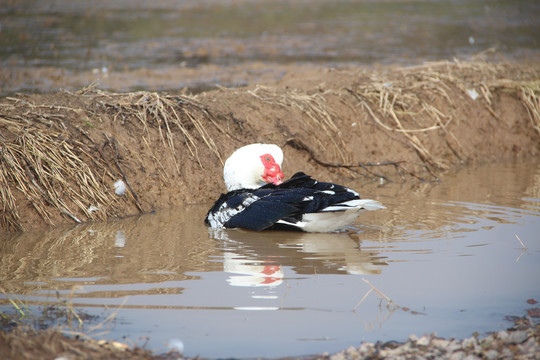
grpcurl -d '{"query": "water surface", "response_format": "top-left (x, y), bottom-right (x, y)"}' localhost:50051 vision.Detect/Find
top-left (1, 0), bottom-right (539, 94)
top-left (1, 160), bottom-right (539, 358)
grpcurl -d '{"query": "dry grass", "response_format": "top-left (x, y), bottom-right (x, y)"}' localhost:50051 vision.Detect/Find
top-left (520, 87), bottom-right (540, 135)
top-left (248, 85), bottom-right (349, 163)
top-left (347, 63), bottom-right (472, 172)
top-left (247, 61), bottom-right (539, 183)
top-left (0, 87), bottom-right (226, 231)
top-left (347, 60), bottom-right (540, 175)
top-left (0, 117), bottom-right (122, 231)
top-left (89, 89), bottom-right (225, 169)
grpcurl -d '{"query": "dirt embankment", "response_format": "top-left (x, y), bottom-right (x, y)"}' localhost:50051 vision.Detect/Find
top-left (1, 60), bottom-right (539, 232)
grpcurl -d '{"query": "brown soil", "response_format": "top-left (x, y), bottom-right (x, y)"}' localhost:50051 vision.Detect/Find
top-left (1, 60), bottom-right (540, 232)
top-left (1, 316), bottom-right (538, 360)
top-left (0, 326), bottom-right (178, 360)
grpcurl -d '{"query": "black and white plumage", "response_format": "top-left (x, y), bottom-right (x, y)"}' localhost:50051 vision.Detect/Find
top-left (205, 143), bottom-right (384, 233)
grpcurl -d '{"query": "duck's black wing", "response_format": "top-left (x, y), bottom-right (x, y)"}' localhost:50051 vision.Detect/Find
top-left (205, 172), bottom-right (360, 231)
top-left (275, 172), bottom-right (361, 213)
top-left (205, 187), bottom-right (307, 231)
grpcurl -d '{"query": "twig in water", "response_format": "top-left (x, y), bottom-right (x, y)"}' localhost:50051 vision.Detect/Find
top-left (56, 287), bottom-right (84, 329)
top-left (1, 287), bottom-right (28, 318)
top-left (353, 288), bottom-right (373, 312)
top-left (86, 297), bottom-right (129, 334)
top-left (514, 234), bottom-right (528, 263)
top-left (353, 278), bottom-right (398, 312)
top-left (515, 234), bottom-right (527, 249)
top-left (362, 278), bottom-right (394, 304)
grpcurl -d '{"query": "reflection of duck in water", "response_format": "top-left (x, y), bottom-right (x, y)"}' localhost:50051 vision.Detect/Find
top-left (223, 252), bottom-right (284, 287)
top-left (205, 143), bottom-right (385, 233)
top-left (209, 228), bottom-right (386, 276)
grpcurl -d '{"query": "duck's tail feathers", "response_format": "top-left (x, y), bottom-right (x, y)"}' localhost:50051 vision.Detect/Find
top-left (356, 199), bottom-right (386, 211)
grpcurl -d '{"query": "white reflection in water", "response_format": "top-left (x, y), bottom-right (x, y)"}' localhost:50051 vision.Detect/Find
top-left (114, 229), bottom-right (126, 248)
top-left (210, 227), bottom-right (386, 277)
top-left (223, 252), bottom-right (284, 288)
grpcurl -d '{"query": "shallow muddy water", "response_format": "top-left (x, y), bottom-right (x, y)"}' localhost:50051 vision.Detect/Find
top-left (1, 0), bottom-right (539, 94)
top-left (1, 160), bottom-right (540, 358)
top-left (3, 0), bottom-right (538, 68)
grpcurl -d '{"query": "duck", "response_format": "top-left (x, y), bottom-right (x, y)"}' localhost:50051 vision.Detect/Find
top-left (205, 143), bottom-right (385, 233)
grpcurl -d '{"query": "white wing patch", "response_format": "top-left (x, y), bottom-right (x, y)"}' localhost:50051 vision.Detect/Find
top-left (276, 218), bottom-right (307, 229)
top-left (207, 194), bottom-right (260, 228)
top-left (320, 199), bottom-right (385, 212)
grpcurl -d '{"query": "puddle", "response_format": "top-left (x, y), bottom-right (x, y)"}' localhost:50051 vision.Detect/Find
top-left (3, 0), bottom-right (539, 68)
top-left (1, 0), bottom-right (539, 94)
top-left (1, 160), bottom-right (540, 358)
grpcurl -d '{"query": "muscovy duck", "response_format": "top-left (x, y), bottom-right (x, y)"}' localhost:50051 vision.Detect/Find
top-left (205, 143), bottom-right (384, 232)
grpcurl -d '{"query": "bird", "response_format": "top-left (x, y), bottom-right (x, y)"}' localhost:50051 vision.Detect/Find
top-left (205, 143), bottom-right (385, 233)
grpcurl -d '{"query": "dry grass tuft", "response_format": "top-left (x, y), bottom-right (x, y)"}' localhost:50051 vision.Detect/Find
top-left (89, 89), bottom-right (225, 168)
top-left (347, 60), bottom-right (540, 176)
top-left (0, 87), bottom-right (227, 231)
top-left (347, 64), bottom-right (468, 173)
top-left (248, 85), bottom-right (349, 163)
top-left (0, 118), bottom-right (121, 231)
top-left (520, 87), bottom-right (540, 135)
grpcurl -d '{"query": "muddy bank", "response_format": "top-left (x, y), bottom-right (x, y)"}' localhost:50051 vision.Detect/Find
top-left (1, 315), bottom-right (539, 360)
top-left (1, 60), bottom-right (540, 232)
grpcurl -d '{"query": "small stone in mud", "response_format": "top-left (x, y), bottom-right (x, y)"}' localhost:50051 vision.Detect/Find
top-left (528, 307), bottom-right (540, 318)
top-left (416, 335), bottom-right (431, 346)
top-left (507, 330), bottom-right (530, 344)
